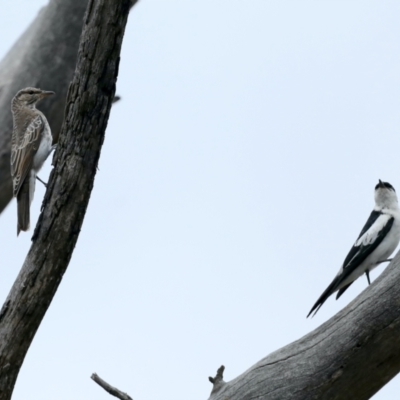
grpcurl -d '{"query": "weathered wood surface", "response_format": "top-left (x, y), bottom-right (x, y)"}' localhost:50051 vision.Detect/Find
top-left (0, 1), bottom-right (131, 399)
top-left (91, 373), bottom-right (134, 400)
top-left (0, 0), bottom-right (89, 213)
top-left (208, 252), bottom-right (400, 400)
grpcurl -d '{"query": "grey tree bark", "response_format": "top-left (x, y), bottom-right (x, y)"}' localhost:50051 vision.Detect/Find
top-left (0, 0), bottom-right (131, 399)
top-left (208, 252), bottom-right (400, 400)
top-left (0, 0), bottom-right (90, 213)
top-left (91, 373), bottom-right (134, 400)
top-left (1, 1), bottom-right (399, 400)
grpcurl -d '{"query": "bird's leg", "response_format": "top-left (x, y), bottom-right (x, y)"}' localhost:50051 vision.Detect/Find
top-left (36, 175), bottom-right (47, 188)
top-left (36, 145), bottom-right (57, 188)
top-left (377, 258), bottom-right (393, 264)
top-left (365, 259), bottom-right (393, 286)
top-left (365, 270), bottom-right (371, 285)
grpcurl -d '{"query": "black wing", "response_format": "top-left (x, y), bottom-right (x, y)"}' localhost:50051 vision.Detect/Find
top-left (339, 214), bottom-right (394, 283)
top-left (307, 212), bottom-right (394, 317)
top-left (334, 216), bottom-right (393, 300)
top-left (307, 275), bottom-right (341, 317)
top-left (357, 210), bottom-right (383, 238)
top-left (341, 210), bottom-right (382, 268)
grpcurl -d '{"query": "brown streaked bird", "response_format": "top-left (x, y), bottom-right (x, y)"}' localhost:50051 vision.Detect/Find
top-left (11, 87), bottom-right (55, 235)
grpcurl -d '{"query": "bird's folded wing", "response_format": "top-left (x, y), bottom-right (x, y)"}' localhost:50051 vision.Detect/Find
top-left (355, 210), bottom-right (383, 240)
top-left (11, 115), bottom-right (44, 197)
top-left (307, 211), bottom-right (395, 317)
top-left (339, 212), bottom-right (394, 279)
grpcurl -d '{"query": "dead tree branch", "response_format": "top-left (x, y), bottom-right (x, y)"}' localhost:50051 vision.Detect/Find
top-left (0, 1), bottom-right (131, 399)
top-left (91, 373), bottom-right (134, 400)
top-left (208, 365), bottom-right (226, 396)
top-left (207, 252), bottom-right (400, 400)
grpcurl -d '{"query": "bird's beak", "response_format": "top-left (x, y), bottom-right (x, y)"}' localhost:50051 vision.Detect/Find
top-left (379, 179), bottom-right (385, 188)
top-left (40, 90), bottom-right (55, 98)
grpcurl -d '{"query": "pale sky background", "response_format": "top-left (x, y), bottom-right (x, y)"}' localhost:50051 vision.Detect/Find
top-left (0, 1), bottom-right (400, 399)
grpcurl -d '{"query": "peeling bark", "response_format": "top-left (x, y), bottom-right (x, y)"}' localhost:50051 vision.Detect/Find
top-left (0, 1), bottom-right (131, 399)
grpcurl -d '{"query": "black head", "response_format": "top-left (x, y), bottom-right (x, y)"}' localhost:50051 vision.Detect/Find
top-left (375, 179), bottom-right (396, 192)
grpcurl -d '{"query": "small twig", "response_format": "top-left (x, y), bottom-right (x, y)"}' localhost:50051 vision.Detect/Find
top-left (209, 365), bottom-right (226, 395)
top-left (91, 373), bottom-right (133, 400)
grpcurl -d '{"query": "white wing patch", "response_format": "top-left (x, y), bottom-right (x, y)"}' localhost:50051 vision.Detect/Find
top-left (354, 213), bottom-right (391, 247)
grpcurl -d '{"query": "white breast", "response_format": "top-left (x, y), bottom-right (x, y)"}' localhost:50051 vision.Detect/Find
top-left (32, 116), bottom-right (52, 172)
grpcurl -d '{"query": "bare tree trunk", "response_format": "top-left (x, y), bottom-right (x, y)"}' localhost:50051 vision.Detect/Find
top-left (1, 1), bottom-right (399, 400)
top-left (208, 253), bottom-right (400, 400)
top-left (0, 1), bottom-right (131, 399)
top-left (0, 0), bottom-right (89, 214)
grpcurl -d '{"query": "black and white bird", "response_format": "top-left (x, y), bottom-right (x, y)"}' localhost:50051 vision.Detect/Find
top-left (307, 180), bottom-right (400, 317)
top-left (11, 87), bottom-right (55, 235)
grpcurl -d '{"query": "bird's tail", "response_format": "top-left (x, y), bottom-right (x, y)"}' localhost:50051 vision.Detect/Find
top-left (307, 276), bottom-right (339, 318)
top-left (17, 173), bottom-right (34, 235)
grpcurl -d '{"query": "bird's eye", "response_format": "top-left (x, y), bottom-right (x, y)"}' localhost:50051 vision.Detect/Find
top-left (28, 91), bottom-right (34, 95)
